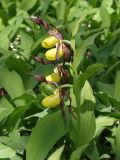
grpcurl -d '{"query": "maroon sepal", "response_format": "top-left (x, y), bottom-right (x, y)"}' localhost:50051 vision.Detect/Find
top-left (35, 56), bottom-right (48, 65)
top-left (31, 16), bottom-right (49, 30)
top-left (35, 75), bottom-right (46, 82)
top-left (48, 29), bottom-right (63, 40)
top-left (31, 16), bottom-right (63, 40)
top-left (0, 88), bottom-right (5, 97)
top-left (34, 56), bottom-right (56, 65)
top-left (62, 43), bottom-right (73, 61)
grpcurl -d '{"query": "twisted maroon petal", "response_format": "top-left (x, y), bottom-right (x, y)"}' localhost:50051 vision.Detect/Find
top-left (0, 88), bottom-right (5, 97)
top-left (34, 56), bottom-right (56, 65)
top-left (31, 16), bottom-right (49, 30)
top-left (48, 30), bottom-right (63, 40)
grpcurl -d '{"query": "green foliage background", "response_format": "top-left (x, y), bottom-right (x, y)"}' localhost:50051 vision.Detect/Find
top-left (0, 0), bottom-right (120, 159)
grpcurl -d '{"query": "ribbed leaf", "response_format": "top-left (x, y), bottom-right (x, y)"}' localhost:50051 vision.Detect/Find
top-left (115, 124), bottom-right (120, 160)
top-left (0, 67), bottom-right (25, 106)
top-left (78, 81), bottom-right (96, 146)
top-left (70, 81), bottom-right (96, 149)
top-left (95, 116), bottom-right (116, 137)
top-left (114, 70), bottom-right (120, 101)
top-left (0, 97), bottom-right (14, 123)
top-left (48, 145), bottom-right (64, 160)
top-left (26, 110), bottom-right (66, 160)
top-left (0, 142), bottom-right (16, 158)
top-left (19, 0), bottom-right (38, 11)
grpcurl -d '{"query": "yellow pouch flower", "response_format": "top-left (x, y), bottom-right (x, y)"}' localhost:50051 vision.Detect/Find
top-left (45, 46), bottom-right (63, 61)
top-left (45, 67), bottom-right (61, 82)
top-left (42, 93), bottom-right (60, 108)
top-left (46, 73), bottom-right (60, 82)
top-left (42, 36), bottom-right (59, 48)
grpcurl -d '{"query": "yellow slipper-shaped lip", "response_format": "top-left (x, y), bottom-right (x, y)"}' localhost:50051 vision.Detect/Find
top-left (45, 46), bottom-right (63, 61)
top-left (42, 94), bottom-right (61, 108)
top-left (42, 36), bottom-right (59, 48)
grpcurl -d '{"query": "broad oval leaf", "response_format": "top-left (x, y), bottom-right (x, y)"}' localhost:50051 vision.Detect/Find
top-left (115, 124), bottom-right (120, 160)
top-left (19, 0), bottom-right (38, 11)
top-left (26, 110), bottom-right (66, 160)
top-left (47, 145), bottom-right (64, 160)
top-left (95, 116), bottom-right (116, 137)
top-left (0, 142), bottom-right (16, 158)
top-left (0, 97), bottom-right (14, 123)
top-left (0, 67), bottom-right (25, 106)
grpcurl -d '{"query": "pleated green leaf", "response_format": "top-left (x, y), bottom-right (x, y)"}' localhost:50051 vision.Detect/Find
top-left (0, 67), bottom-right (25, 106)
top-left (115, 124), bottom-right (120, 160)
top-left (26, 110), bottom-right (66, 160)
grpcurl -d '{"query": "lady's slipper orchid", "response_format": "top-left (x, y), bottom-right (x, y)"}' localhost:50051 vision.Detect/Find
top-left (42, 93), bottom-right (60, 108)
top-left (45, 46), bottom-right (63, 61)
top-left (45, 68), bottom-right (61, 82)
top-left (42, 36), bottom-right (59, 48)
top-left (46, 73), bottom-right (60, 83)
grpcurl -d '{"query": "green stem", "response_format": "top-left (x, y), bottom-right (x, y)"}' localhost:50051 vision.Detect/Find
top-left (73, 74), bottom-right (81, 147)
top-left (59, 84), bottom-right (72, 89)
top-left (62, 40), bottom-right (71, 45)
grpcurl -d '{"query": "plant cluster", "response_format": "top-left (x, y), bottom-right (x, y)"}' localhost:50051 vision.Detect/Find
top-left (32, 17), bottom-right (76, 119)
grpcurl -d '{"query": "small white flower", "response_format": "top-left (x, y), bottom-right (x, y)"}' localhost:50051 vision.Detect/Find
top-left (13, 48), bottom-right (17, 52)
top-left (81, 23), bottom-right (86, 27)
top-left (116, 120), bottom-right (120, 125)
top-left (10, 43), bottom-right (14, 49)
top-left (31, 15), bottom-right (37, 19)
top-left (26, 27), bottom-right (32, 32)
top-left (14, 41), bottom-right (19, 45)
top-left (17, 34), bottom-right (21, 38)
top-left (88, 24), bottom-right (91, 28)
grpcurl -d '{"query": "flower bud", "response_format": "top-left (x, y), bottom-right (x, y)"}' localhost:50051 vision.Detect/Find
top-left (42, 93), bottom-right (61, 108)
top-left (35, 75), bottom-right (46, 82)
top-left (42, 36), bottom-right (59, 48)
top-left (45, 46), bottom-right (63, 61)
